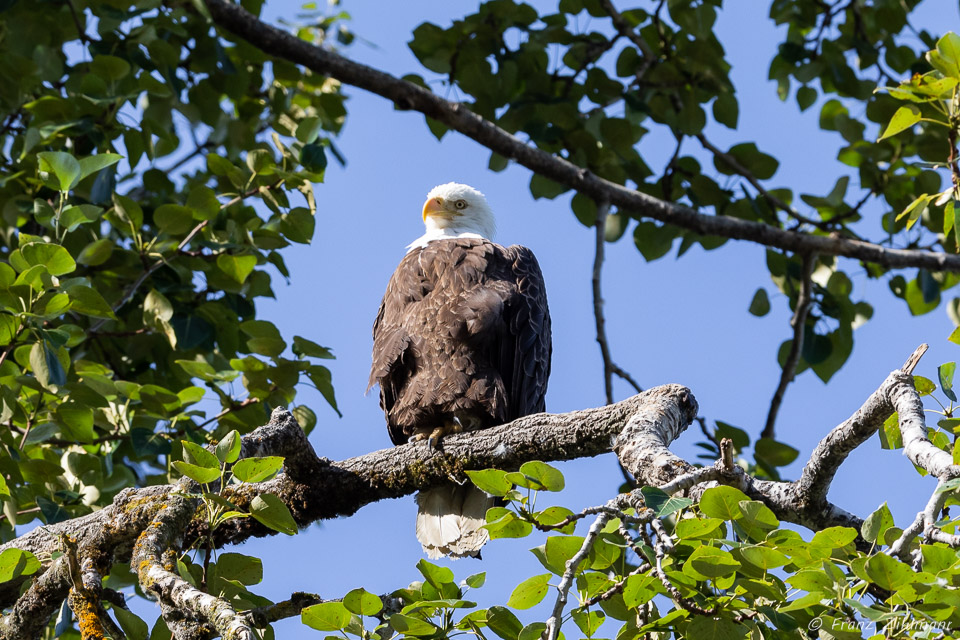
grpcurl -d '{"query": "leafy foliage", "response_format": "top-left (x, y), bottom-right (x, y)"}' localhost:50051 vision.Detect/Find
top-left (299, 460), bottom-right (960, 640)
top-left (3, 0), bottom-right (960, 637)
top-left (0, 0), bottom-right (347, 543)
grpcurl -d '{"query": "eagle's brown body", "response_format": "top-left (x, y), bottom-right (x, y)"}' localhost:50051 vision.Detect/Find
top-left (369, 237), bottom-right (551, 558)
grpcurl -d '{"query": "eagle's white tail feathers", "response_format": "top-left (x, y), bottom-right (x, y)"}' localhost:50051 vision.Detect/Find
top-left (416, 485), bottom-right (492, 559)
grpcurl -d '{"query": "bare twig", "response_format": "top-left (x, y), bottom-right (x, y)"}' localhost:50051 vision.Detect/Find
top-left (650, 519), bottom-right (715, 616)
top-left (544, 512), bottom-right (611, 640)
top-left (763, 251), bottom-right (817, 439)
top-left (592, 200), bottom-right (642, 404)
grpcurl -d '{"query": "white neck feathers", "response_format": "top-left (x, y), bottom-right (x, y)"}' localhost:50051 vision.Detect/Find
top-left (406, 227), bottom-right (487, 252)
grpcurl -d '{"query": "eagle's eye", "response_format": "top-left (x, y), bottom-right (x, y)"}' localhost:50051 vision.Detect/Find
top-left (454, 200), bottom-right (467, 210)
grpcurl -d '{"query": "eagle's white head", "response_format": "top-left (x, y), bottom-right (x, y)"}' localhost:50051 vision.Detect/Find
top-left (420, 182), bottom-right (496, 241)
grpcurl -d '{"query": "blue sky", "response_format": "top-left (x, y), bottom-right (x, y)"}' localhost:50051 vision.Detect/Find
top-left (128, 1), bottom-right (960, 635)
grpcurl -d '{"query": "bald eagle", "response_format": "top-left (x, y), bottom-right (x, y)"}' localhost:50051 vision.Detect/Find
top-left (369, 183), bottom-right (552, 559)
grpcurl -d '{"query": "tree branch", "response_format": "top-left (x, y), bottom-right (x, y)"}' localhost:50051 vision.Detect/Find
top-left (0, 349), bottom-right (947, 631)
top-left (762, 251), bottom-right (817, 439)
top-left (132, 493), bottom-right (253, 640)
top-left (203, 0), bottom-right (960, 273)
top-left (592, 200), bottom-right (642, 404)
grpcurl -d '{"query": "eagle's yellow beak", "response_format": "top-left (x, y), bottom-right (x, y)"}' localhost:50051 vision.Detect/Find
top-left (422, 196), bottom-right (446, 221)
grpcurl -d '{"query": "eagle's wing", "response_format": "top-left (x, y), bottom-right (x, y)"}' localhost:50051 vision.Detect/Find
top-left (496, 245), bottom-right (552, 420)
top-left (369, 251), bottom-right (420, 446)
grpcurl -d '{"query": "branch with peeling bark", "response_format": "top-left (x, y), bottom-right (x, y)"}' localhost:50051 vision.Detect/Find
top-left (0, 345), bottom-right (954, 637)
top-left (202, 0), bottom-right (960, 273)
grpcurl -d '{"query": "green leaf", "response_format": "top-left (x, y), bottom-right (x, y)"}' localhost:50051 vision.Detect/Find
top-left (738, 501), bottom-right (779, 530)
top-left (811, 526), bottom-right (858, 548)
top-left (933, 32), bottom-right (960, 78)
top-left (572, 609), bottom-right (604, 637)
top-left (878, 105), bottom-right (921, 140)
top-left (113, 607), bottom-right (149, 640)
top-left (30, 341), bottom-right (66, 389)
top-left (217, 254), bottom-right (257, 284)
top-left (37, 151), bottom-right (81, 191)
top-left (675, 517), bottom-right (725, 539)
top-left (250, 493), bottom-right (298, 535)
top-left (486, 606), bottom-right (523, 640)
top-left (466, 469), bottom-right (513, 497)
top-left (683, 545), bottom-right (741, 579)
top-left (292, 336), bottom-right (335, 359)
top-left (144, 289), bottom-right (174, 323)
top-left (0, 316), bottom-right (17, 346)
top-left (232, 456), bottom-right (284, 483)
top-left (302, 602), bottom-right (351, 631)
top-left (21, 243), bottom-right (75, 276)
top-left (77, 153), bottom-right (122, 183)
top-left (950, 326), bottom-right (960, 346)
top-left (698, 486), bottom-right (751, 520)
top-left (216, 552), bottom-right (263, 585)
top-left (534, 506), bottom-right (576, 533)
top-left (640, 486), bottom-right (693, 517)
top-left (712, 93), bottom-right (738, 128)
top-left (390, 613), bottom-right (438, 636)
top-left (861, 503), bottom-right (895, 544)
top-left (864, 553), bottom-right (916, 590)
top-left (216, 431), bottom-right (241, 464)
top-left (186, 186), bottom-right (221, 221)
top-left (748, 288), bottom-right (770, 316)
top-left (514, 461), bottom-right (564, 492)
top-left (66, 285), bottom-right (115, 319)
top-left (484, 508), bottom-right (532, 539)
top-left (754, 438), bottom-right (799, 467)
top-left (296, 117), bottom-right (323, 144)
top-left (914, 375), bottom-right (936, 396)
top-left (715, 421), bottom-right (750, 450)
top-left (684, 616), bottom-right (746, 640)
top-left (343, 588), bottom-right (383, 616)
top-left (506, 573), bottom-right (551, 609)
top-left (739, 545), bottom-right (789, 570)
top-left (541, 535), bottom-right (586, 576)
top-left (76, 239), bottom-right (114, 266)
top-left (530, 174), bottom-right (567, 200)
top-left (155, 204), bottom-right (195, 235)
top-left (796, 86), bottom-right (817, 111)
top-left (58, 205), bottom-right (102, 232)
top-left (417, 559), bottom-right (454, 588)
top-left (307, 364), bottom-right (340, 416)
top-left (172, 461), bottom-right (221, 484)
top-left (292, 405), bottom-right (317, 434)
top-left (465, 572), bottom-right (486, 588)
top-left (300, 143), bottom-right (327, 172)
top-left (940, 362), bottom-right (957, 402)
top-left (180, 440), bottom-right (219, 469)
top-left (0, 548), bottom-right (41, 583)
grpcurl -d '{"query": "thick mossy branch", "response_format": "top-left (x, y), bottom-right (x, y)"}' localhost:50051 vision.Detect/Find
top-left (0, 554), bottom-right (73, 640)
top-left (132, 494), bottom-right (253, 640)
top-left (203, 0), bottom-right (960, 274)
top-left (0, 362), bottom-right (948, 635)
top-left (0, 386), bottom-right (693, 617)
